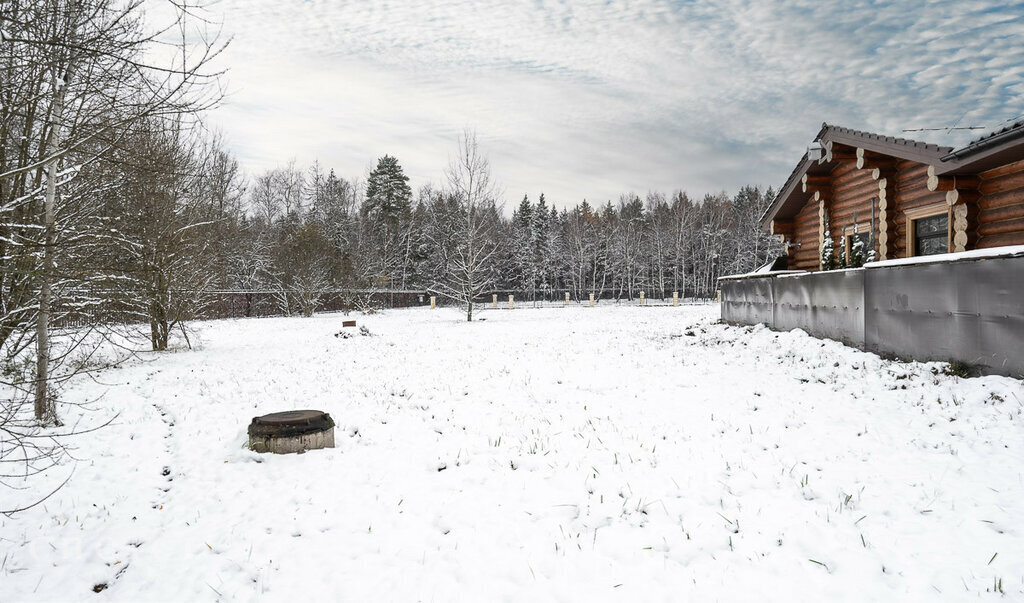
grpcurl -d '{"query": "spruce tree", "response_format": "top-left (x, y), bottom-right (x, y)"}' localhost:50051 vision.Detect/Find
top-left (365, 155), bottom-right (413, 235)
top-left (849, 225), bottom-right (866, 268)
top-left (820, 210), bottom-right (835, 270)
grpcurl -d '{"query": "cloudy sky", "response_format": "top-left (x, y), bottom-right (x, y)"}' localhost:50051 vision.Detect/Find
top-left (200, 0), bottom-right (1023, 208)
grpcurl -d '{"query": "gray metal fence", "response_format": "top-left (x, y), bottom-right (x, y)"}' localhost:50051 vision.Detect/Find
top-left (720, 251), bottom-right (1024, 377)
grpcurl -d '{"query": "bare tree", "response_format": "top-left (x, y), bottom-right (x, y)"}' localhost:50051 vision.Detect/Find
top-left (432, 129), bottom-right (501, 321)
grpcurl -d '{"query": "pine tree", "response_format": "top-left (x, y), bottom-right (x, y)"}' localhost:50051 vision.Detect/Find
top-left (849, 224), bottom-right (866, 268)
top-left (533, 193), bottom-right (550, 301)
top-left (512, 195), bottom-right (534, 294)
top-left (364, 155), bottom-right (413, 286)
top-left (364, 155), bottom-right (413, 234)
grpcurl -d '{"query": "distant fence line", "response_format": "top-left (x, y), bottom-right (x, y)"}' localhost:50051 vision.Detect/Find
top-left (53, 288), bottom-right (715, 328)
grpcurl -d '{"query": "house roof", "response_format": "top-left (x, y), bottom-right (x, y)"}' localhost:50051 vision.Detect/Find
top-left (760, 123), bottom-right (950, 228)
top-left (938, 120), bottom-right (1024, 174)
top-left (761, 121), bottom-right (1024, 228)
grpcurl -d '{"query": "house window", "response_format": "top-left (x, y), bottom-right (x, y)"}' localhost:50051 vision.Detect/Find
top-left (914, 213), bottom-right (948, 256)
top-left (904, 203), bottom-right (950, 258)
top-left (842, 223), bottom-right (872, 262)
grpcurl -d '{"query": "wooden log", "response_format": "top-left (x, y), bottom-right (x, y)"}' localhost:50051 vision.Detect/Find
top-left (978, 169), bottom-right (1024, 196)
top-left (897, 184), bottom-right (944, 206)
top-left (926, 165), bottom-right (956, 192)
top-left (945, 188), bottom-right (979, 207)
top-left (977, 231), bottom-right (1024, 248)
top-left (978, 203), bottom-right (1024, 225)
top-left (830, 161), bottom-right (859, 180)
top-left (978, 188), bottom-right (1024, 211)
top-left (827, 143), bottom-right (857, 163)
top-left (771, 219), bottom-right (794, 236)
top-left (856, 148), bottom-right (898, 171)
top-left (952, 201), bottom-right (980, 252)
top-left (977, 216), bottom-right (1024, 238)
top-left (342, 320), bottom-right (356, 327)
top-left (978, 158), bottom-right (1024, 180)
top-left (801, 174), bottom-right (831, 193)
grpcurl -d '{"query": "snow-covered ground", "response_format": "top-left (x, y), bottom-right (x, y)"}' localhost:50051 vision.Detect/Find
top-left (2, 305), bottom-right (1022, 601)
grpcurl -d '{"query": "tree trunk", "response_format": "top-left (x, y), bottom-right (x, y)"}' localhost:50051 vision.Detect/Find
top-left (35, 31), bottom-right (76, 423)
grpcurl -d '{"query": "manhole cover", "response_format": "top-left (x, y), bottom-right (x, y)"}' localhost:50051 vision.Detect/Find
top-left (248, 410), bottom-right (336, 453)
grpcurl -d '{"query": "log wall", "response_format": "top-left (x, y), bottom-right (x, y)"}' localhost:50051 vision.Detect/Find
top-left (783, 153), bottom-right (1024, 271)
top-left (892, 161), bottom-right (948, 259)
top-left (789, 195), bottom-right (822, 271)
top-left (826, 162), bottom-right (880, 257)
top-left (977, 158), bottom-right (1024, 249)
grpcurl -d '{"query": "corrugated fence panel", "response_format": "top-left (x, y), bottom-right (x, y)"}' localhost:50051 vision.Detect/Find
top-left (864, 257), bottom-right (1024, 376)
top-left (721, 278), bottom-right (774, 327)
top-left (775, 271), bottom-right (865, 347)
top-left (720, 253), bottom-right (1024, 377)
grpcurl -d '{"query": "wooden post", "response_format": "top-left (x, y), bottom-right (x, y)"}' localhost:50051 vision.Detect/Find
top-left (672, 291), bottom-right (679, 306)
top-left (508, 295), bottom-right (514, 310)
top-left (716, 290), bottom-right (722, 303)
top-left (639, 291), bottom-right (645, 306)
top-left (430, 296), bottom-right (436, 309)
top-left (492, 294), bottom-right (498, 308)
top-left (564, 292), bottom-right (570, 307)
top-left (589, 293), bottom-right (595, 307)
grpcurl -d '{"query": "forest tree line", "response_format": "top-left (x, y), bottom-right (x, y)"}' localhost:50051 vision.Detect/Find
top-left (218, 155), bottom-right (782, 313)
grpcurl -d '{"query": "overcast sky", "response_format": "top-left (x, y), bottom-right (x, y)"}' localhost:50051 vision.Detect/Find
top-left (202, 0), bottom-right (1024, 209)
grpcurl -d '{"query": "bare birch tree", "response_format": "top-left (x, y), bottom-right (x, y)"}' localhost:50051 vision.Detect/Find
top-left (433, 129), bottom-right (500, 321)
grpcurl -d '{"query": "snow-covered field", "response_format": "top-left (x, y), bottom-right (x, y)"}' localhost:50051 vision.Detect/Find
top-left (2, 305), bottom-right (1022, 601)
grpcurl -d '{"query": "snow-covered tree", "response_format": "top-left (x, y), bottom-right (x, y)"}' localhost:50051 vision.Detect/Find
top-left (433, 130), bottom-right (500, 321)
top-left (821, 210), bottom-right (836, 271)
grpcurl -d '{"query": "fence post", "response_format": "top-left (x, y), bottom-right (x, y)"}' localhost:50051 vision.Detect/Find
top-left (430, 296), bottom-right (436, 309)
top-left (564, 292), bottom-right (570, 307)
top-left (492, 294), bottom-right (498, 308)
top-left (589, 293), bottom-right (594, 307)
top-left (672, 291), bottom-right (678, 306)
top-left (639, 291), bottom-right (645, 306)
top-left (508, 294), bottom-right (514, 310)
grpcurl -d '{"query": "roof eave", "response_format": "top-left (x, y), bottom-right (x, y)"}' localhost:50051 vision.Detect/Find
top-left (760, 155), bottom-right (813, 229)
top-left (937, 124), bottom-right (1024, 175)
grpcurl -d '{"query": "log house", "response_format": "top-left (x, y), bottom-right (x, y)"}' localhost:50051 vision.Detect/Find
top-left (762, 122), bottom-right (1024, 270)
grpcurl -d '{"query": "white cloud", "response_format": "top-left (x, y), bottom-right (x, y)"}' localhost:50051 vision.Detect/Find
top-left (202, 0), bottom-right (1024, 205)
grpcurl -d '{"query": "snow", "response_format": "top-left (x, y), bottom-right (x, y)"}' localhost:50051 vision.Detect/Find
top-left (2, 305), bottom-right (1023, 601)
top-left (867, 244), bottom-right (1024, 268)
top-left (719, 270), bottom-right (805, 281)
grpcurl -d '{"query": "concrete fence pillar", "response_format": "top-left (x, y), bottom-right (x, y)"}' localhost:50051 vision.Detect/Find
top-left (589, 293), bottom-right (595, 307)
top-left (564, 292), bottom-right (570, 306)
top-left (492, 294), bottom-right (498, 308)
top-left (508, 295), bottom-right (514, 310)
top-left (430, 296), bottom-right (436, 309)
top-left (672, 291), bottom-right (679, 306)
top-left (639, 291), bottom-right (645, 306)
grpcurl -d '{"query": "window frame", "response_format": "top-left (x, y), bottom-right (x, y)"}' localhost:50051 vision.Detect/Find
top-left (842, 222), bottom-right (872, 260)
top-left (904, 203), bottom-right (951, 258)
